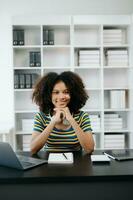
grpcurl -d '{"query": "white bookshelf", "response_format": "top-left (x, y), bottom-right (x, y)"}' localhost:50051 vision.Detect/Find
top-left (12, 15), bottom-right (133, 151)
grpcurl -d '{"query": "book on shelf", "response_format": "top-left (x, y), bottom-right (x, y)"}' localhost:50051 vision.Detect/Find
top-left (35, 52), bottom-right (41, 67)
top-left (106, 50), bottom-right (128, 55)
top-left (19, 74), bottom-right (25, 89)
top-left (106, 49), bottom-right (128, 66)
top-left (104, 134), bottom-right (125, 149)
top-left (104, 113), bottom-right (123, 130)
top-left (25, 74), bottom-right (32, 89)
top-left (104, 113), bottom-right (119, 118)
top-left (48, 152), bottom-right (73, 164)
top-left (29, 52), bottom-right (41, 67)
top-left (103, 29), bottom-right (122, 44)
top-left (79, 50), bottom-right (100, 55)
top-left (43, 29), bottom-right (49, 45)
top-left (29, 52), bottom-right (35, 67)
top-left (15, 73), bottom-right (39, 89)
top-left (48, 30), bottom-right (54, 45)
top-left (13, 30), bottom-right (18, 45)
top-left (13, 30), bottom-right (24, 46)
top-left (103, 29), bottom-right (122, 34)
top-left (110, 90), bottom-right (126, 109)
top-left (18, 30), bottom-right (24, 45)
top-left (14, 74), bottom-right (19, 89)
top-left (78, 50), bottom-right (100, 66)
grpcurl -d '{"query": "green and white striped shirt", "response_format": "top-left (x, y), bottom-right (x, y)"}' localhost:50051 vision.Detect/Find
top-left (33, 110), bottom-right (92, 152)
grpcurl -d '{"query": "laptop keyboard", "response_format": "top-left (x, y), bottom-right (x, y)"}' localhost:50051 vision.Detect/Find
top-left (17, 155), bottom-right (45, 164)
top-left (21, 161), bottom-right (35, 167)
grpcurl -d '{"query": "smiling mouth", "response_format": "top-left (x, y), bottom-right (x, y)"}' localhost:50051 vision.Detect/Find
top-left (55, 101), bottom-right (67, 106)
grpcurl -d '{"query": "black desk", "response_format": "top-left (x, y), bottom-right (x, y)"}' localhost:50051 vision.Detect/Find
top-left (0, 150), bottom-right (133, 200)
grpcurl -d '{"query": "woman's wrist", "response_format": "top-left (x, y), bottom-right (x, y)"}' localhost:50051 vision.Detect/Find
top-left (69, 117), bottom-right (75, 124)
top-left (50, 116), bottom-right (57, 126)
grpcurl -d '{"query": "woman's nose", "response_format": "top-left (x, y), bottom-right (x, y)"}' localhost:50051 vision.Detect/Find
top-left (59, 93), bottom-right (65, 98)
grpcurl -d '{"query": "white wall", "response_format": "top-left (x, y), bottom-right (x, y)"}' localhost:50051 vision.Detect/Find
top-left (0, 0), bottom-right (133, 131)
top-left (1, 0), bottom-right (133, 15)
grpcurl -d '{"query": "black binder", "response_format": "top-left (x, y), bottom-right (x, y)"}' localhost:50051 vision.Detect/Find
top-left (18, 30), bottom-right (24, 45)
top-left (19, 74), bottom-right (25, 89)
top-left (43, 29), bottom-right (49, 45)
top-left (48, 30), bottom-right (54, 45)
top-left (14, 74), bottom-right (19, 89)
top-left (25, 74), bottom-right (32, 89)
top-left (35, 52), bottom-right (41, 67)
top-left (29, 52), bottom-right (35, 67)
top-left (13, 30), bottom-right (18, 45)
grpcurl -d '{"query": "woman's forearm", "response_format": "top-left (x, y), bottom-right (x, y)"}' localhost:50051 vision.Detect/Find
top-left (31, 120), bottom-right (56, 154)
top-left (70, 118), bottom-right (94, 153)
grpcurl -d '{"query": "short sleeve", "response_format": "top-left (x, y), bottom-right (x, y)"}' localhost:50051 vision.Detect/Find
top-left (80, 112), bottom-right (92, 132)
top-left (33, 112), bottom-right (47, 133)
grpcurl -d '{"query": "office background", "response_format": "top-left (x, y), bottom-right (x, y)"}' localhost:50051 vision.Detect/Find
top-left (0, 0), bottom-right (133, 133)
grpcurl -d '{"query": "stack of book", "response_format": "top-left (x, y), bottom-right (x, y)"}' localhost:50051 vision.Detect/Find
top-left (13, 30), bottom-right (24, 45)
top-left (106, 50), bottom-right (128, 66)
top-left (104, 113), bottom-right (123, 130)
top-left (43, 29), bottom-right (54, 45)
top-left (89, 114), bottom-right (101, 131)
top-left (103, 29), bottom-right (122, 45)
top-left (104, 134), bottom-right (125, 149)
top-left (14, 73), bottom-right (39, 89)
top-left (78, 50), bottom-right (100, 67)
top-left (29, 51), bottom-right (41, 67)
top-left (110, 90), bottom-right (126, 109)
top-left (22, 135), bottom-right (32, 151)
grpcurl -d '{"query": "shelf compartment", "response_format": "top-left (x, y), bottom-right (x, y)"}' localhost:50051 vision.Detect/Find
top-left (103, 47), bottom-right (129, 67)
top-left (13, 47), bottom-right (41, 68)
top-left (83, 90), bottom-right (102, 110)
top-left (104, 89), bottom-right (129, 110)
top-left (74, 47), bottom-right (101, 67)
top-left (103, 25), bottom-right (130, 46)
top-left (43, 47), bottom-right (70, 67)
top-left (14, 90), bottom-right (38, 111)
top-left (15, 113), bottom-right (35, 133)
top-left (43, 25), bottom-right (70, 45)
top-left (75, 68), bottom-right (101, 89)
top-left (74, 25), bottom-right (101, 46)
top-left (13, 25), bottom-right (41, 46)
top-left (104, 68), bottom-right (129, 88)
top-left (104, 111), bottom-right (130, 131)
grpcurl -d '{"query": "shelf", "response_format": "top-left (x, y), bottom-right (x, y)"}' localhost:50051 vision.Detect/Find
top-left (12, 15), bottom-right (133, 151)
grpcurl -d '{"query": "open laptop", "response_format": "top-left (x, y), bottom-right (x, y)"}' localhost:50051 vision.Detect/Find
top-left (103, 149), bottom-right (133, 161)
top-left (0, 142), bottom-right (47, 170)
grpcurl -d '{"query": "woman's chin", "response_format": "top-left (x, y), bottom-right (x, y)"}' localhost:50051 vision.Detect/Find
top-left (56, 104), bottom-right (67, 108)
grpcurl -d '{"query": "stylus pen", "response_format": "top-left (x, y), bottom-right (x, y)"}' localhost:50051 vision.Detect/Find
top-left (63, 153), bottom-right (68, 160)
top-left (104, 152), bottom-right (116, 160)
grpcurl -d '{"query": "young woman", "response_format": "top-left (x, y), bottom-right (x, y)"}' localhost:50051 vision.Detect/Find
top-left (31, 71), bottom-right (94, 154)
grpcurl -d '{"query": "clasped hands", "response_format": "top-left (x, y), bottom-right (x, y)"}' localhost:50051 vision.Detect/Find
top-left (51, 107), bottom-right (73, 124)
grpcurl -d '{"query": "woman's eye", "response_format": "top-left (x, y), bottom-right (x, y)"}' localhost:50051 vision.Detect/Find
top-left (64, 91), bottom-right (69, 94)
top-left (52, 91), bottom-right (59, 94)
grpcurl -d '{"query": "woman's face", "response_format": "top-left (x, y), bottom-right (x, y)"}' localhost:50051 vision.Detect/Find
top-left (52, 81), bottom-right (70, 108)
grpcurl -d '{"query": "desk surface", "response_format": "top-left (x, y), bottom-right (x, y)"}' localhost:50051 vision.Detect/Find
top-left (1, 150), bottom-right (133, 184)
